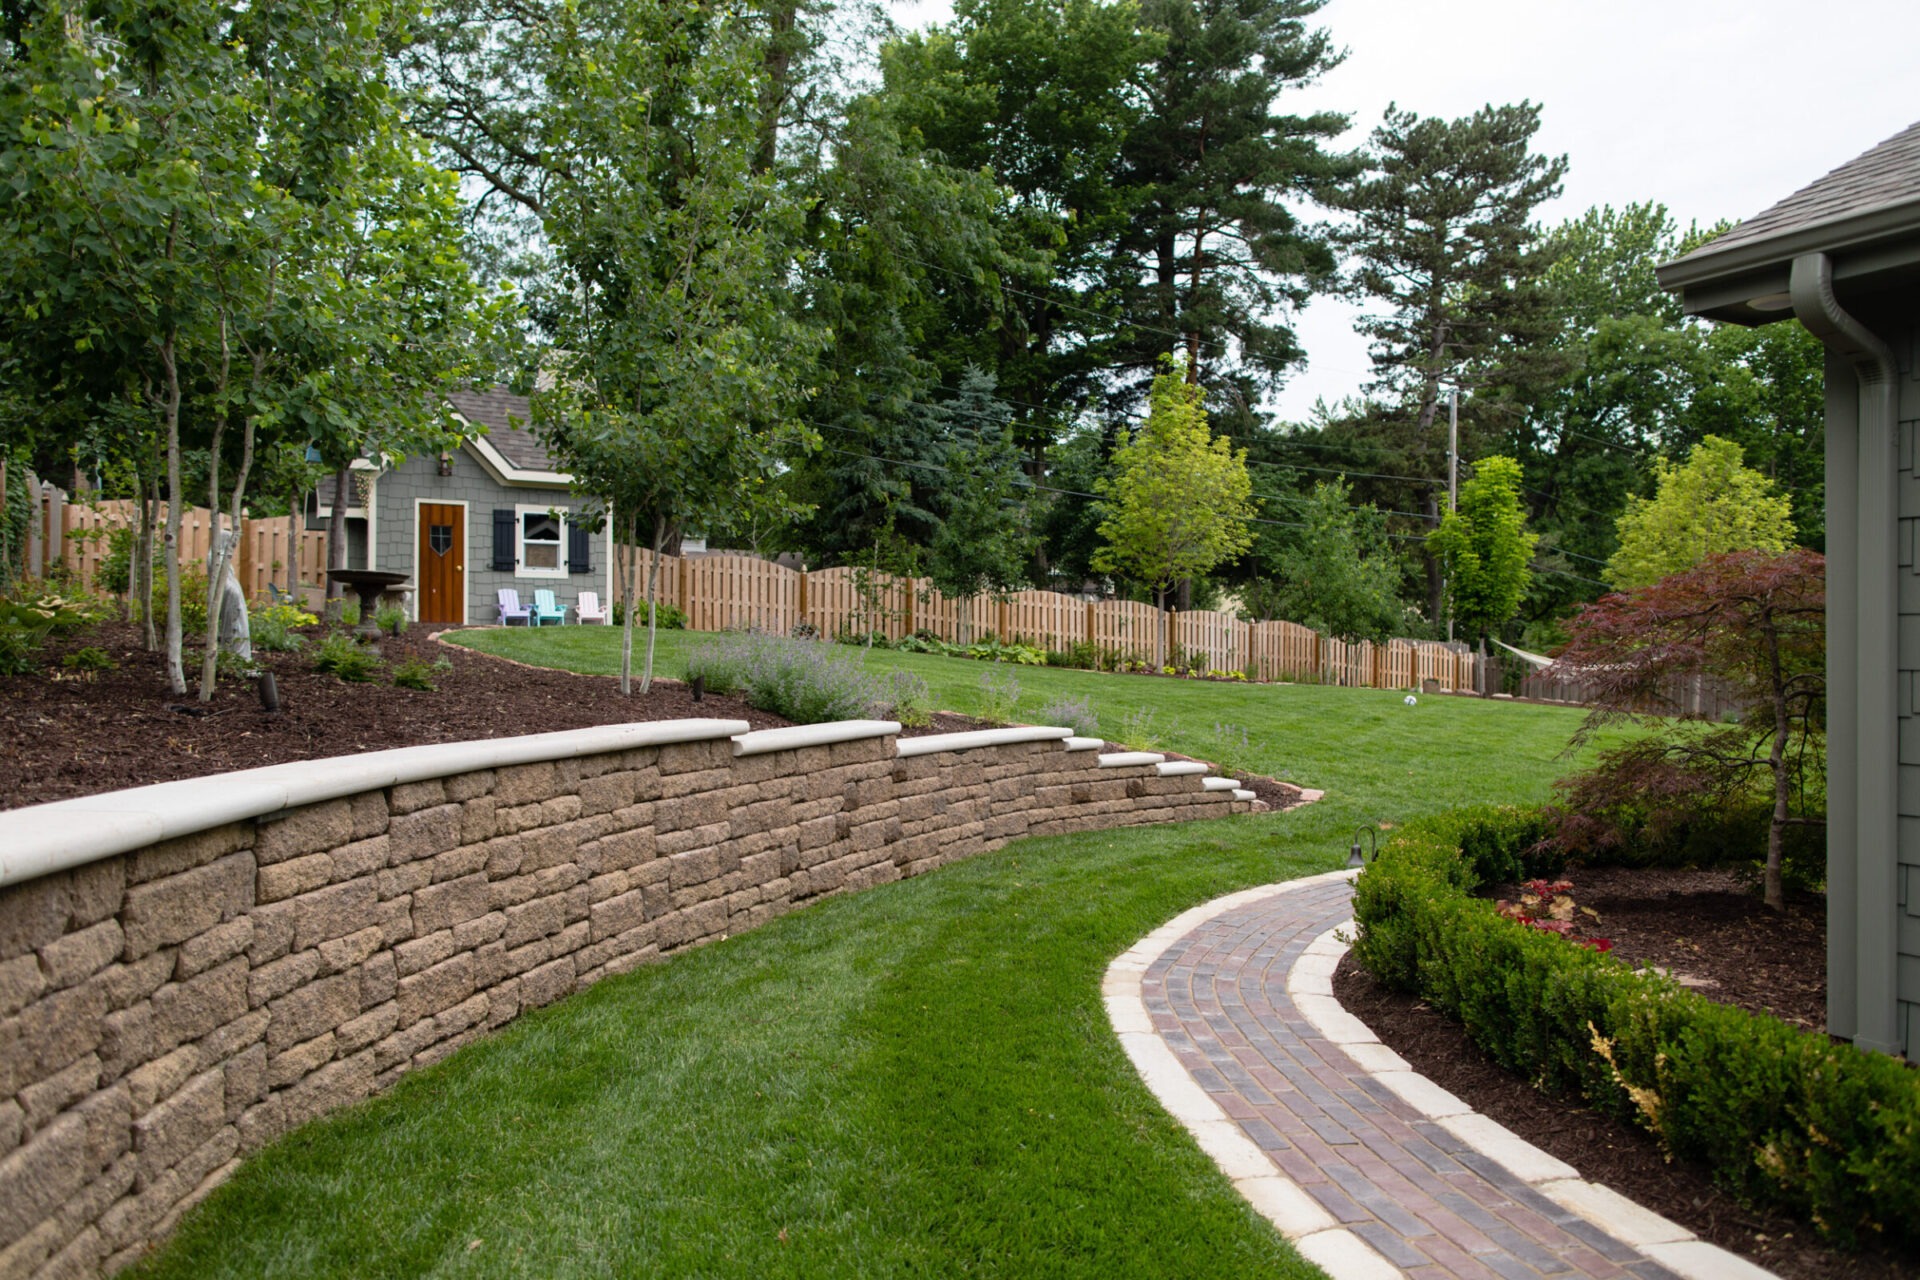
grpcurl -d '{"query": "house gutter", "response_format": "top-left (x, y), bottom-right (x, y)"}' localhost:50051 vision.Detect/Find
top-left (1789, 251), bottom-right (1901, 1053)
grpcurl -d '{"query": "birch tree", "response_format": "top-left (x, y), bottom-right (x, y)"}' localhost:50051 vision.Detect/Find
top-left (528, 0), bottom-right (819, 695)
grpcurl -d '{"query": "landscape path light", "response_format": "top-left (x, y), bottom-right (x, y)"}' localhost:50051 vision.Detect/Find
top-left (1347, 825), bottom-right (1379, 869)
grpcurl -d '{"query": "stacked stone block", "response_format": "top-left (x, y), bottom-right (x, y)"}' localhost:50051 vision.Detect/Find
top-left (0, 722), bottom-right (1257, 1278)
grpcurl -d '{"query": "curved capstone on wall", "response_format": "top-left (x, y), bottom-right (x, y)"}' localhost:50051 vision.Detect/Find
top-left (0, 717), bottom-right (1260, 1277)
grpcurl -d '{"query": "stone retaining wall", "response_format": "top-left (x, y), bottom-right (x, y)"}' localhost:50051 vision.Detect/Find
top-left (0, 719), bottom-right (1256, 1278)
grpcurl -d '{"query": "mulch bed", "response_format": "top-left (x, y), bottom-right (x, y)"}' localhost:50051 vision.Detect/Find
top-left (2, 622), bottom-right (1302, 812)
top-left (1, 622), bottom-right (789, 810)
top-left (1333, 865), bottom-right (1916, 1279)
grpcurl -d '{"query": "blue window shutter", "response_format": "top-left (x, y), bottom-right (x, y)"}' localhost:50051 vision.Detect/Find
top-left (567, 522), bottom-right (590, 574)
top-left (492, 509), bottom-right (516, 572)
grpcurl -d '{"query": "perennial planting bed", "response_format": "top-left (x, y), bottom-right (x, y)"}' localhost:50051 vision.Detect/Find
top-left (1, 623), bottom-right (1301, 812)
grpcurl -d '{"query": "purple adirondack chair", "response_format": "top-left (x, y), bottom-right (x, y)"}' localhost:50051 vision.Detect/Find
top-left (497, 588), bottom-right (532, 626)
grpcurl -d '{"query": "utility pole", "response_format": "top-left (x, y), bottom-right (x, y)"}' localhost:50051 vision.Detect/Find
top-left (1447, 387), bottom-right (1459, 515)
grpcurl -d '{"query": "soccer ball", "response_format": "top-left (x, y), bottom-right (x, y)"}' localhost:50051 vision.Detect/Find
top-left (1404, 694), bottom-right (1418, 707)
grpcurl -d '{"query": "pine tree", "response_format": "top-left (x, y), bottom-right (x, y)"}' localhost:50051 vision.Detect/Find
top-left (1111, 0), bottom-right (1349, 393)
top-left (924, 370), bottom-right (1035, 642)
top-left (1331, 102), bottom-right (1565, 623)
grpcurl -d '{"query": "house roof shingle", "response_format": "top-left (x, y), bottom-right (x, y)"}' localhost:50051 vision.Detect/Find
top-left (444, 387), bottom-right (559, 473)
top-left (1669, 119), bottom-right (1920, 268)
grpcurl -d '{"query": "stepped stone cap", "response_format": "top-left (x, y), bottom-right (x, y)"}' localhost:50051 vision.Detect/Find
top-left (1097, 752), bottom-right (1167, 769)
top-left (1155, 761), bottom-right (1208, 777)
top-left (731, 720), bottom-right (900, 756)
top-left (1063, 736), bottom-right (1104, 752)
top-left (894, 725), bottom-right (1072, 758)
top-left (1202, 777), bottom-right (1239, 792)
top-left (2, 719), bottom-right (751, 888)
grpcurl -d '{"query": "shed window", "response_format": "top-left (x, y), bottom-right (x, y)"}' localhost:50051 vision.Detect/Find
top-left (515, 506), bottom-right (568, 577)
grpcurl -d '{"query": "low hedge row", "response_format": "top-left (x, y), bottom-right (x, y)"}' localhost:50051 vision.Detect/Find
top-left (1350, 806), bottom-right (1920, 1249)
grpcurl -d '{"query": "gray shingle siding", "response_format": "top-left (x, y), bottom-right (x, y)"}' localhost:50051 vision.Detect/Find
top-left (1900, 323), bottom-right (1920, 1058)
top-left (372, 448), bottom-right (603, 625)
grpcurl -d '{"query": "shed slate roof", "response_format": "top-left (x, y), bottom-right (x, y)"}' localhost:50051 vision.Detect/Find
top-left (1672, 119), bottom-right (1920, 265)
top-left (445, 387), bottom-right (559, 474)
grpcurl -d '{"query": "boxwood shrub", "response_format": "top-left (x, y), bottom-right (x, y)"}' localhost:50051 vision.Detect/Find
top-left (1350, 806), bottom-right (1920, 1249)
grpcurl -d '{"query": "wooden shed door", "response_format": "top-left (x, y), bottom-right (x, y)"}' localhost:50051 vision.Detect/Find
top-left (418, 504), bottom-right (465, 624)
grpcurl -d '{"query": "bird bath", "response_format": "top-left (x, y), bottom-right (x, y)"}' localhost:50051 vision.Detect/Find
top-left (327, 570), bottom-right (412, 650)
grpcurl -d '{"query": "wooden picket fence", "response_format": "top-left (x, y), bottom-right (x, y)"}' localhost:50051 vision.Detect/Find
top-left (8, 474), bottom-right (327, 606)
top-left (6, 470), bottom-right (1481, 694)
top-left (613, 549), bottom-right (1480, 692)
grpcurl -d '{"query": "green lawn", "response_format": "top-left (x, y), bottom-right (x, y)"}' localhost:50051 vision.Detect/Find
top-left (137, 629), bottom-right (1595, 1280)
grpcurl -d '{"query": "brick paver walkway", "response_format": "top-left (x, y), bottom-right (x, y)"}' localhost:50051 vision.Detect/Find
top-left (1143, 876), bottom-right (1682, 1280)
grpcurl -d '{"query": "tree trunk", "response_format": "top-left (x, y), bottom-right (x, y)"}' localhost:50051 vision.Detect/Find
top-left (641, 513), bottom-right (666, 696)
top-left (325, 465), bottom-right (350, 620)
top-left (754, 0), bottom-right (797, 173)
top-left (159, 339), bottom-right (186, 696)
top-left (617, 512), bottom-right (639, 697)
top-left (138, 466), bottom-right (158, 650)
top-left (1156, 584), bottom-right (1168, 665)
top-left (198, 404), bottom-right (257, 701)
top-left (1763, 612), bottom-right (1789, 913)
top-left (287, 492), bottom-right (300, 603)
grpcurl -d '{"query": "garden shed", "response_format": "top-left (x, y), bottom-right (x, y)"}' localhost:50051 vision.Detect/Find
top-left (323, 387), bottom-right (612, 626)
top-left (1659, 119), bottom-right (1920, 1057)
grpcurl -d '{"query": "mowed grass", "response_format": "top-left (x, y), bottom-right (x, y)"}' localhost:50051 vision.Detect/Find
top-left (137, 628), bottom-right (1594, 1280)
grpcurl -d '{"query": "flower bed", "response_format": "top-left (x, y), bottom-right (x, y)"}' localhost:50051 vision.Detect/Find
top-left (1349, 805), bottom-right (1920, 1250)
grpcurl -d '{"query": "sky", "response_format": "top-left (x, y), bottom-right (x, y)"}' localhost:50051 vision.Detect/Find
top-left (884, 0), bottom-right (1919, 422)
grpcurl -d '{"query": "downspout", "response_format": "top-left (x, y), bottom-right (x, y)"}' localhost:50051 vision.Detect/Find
top-left (1789, 251), bottom-right (1901, 1053)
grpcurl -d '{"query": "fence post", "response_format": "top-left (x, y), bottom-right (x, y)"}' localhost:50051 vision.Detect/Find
top-left (237, 518), bottom-right (256, 598)
top-left (44, 482), bottom-right (62, 570)
top-left (24, 471), bottom-right (43, 578)
top-left (677, 555), bottom-right (689, 613)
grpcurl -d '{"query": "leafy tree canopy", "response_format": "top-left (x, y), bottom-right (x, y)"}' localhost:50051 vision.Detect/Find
top-left (1254, 479), bottom-right (1405, 642)
top-left (1428, 455), bottom-right (1535, 642)
top-left (1093, 354), bottom-right (1254, 620)
top-left (1606, 435), bottom-right (1793, 591)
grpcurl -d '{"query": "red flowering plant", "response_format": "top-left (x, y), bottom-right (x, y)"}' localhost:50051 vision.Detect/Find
top-left (1496, 878), bottom-right (1612, 952)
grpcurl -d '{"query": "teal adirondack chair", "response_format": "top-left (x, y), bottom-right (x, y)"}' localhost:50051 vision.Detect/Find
top-left (530, 588), bottom-right (567, 626)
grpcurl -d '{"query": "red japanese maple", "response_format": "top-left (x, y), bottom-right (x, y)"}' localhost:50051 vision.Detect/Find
top-left (1548, 549), bottom-right (1824, 913)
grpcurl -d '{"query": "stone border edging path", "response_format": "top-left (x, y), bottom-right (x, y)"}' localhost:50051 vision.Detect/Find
top-left (1105, 869), bottom-right (1779, 1280)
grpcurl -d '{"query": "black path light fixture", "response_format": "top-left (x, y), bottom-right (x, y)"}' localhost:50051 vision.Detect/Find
top-left (1347, 825), bottom-right (1379, 869)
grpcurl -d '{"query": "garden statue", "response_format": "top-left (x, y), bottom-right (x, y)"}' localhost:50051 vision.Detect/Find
top-left (211, 531), bottom-right (251, 662)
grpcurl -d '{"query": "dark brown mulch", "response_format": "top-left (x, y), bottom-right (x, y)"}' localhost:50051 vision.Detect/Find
top-left (1484, 866), bottom-right (1830, 1033)
top-left (3, 625), bottom-right (1304, 812)
top-left (1333, 866), bottom-right (1916, 1280)
top-left (1, 622), bottom-right (789, 811)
